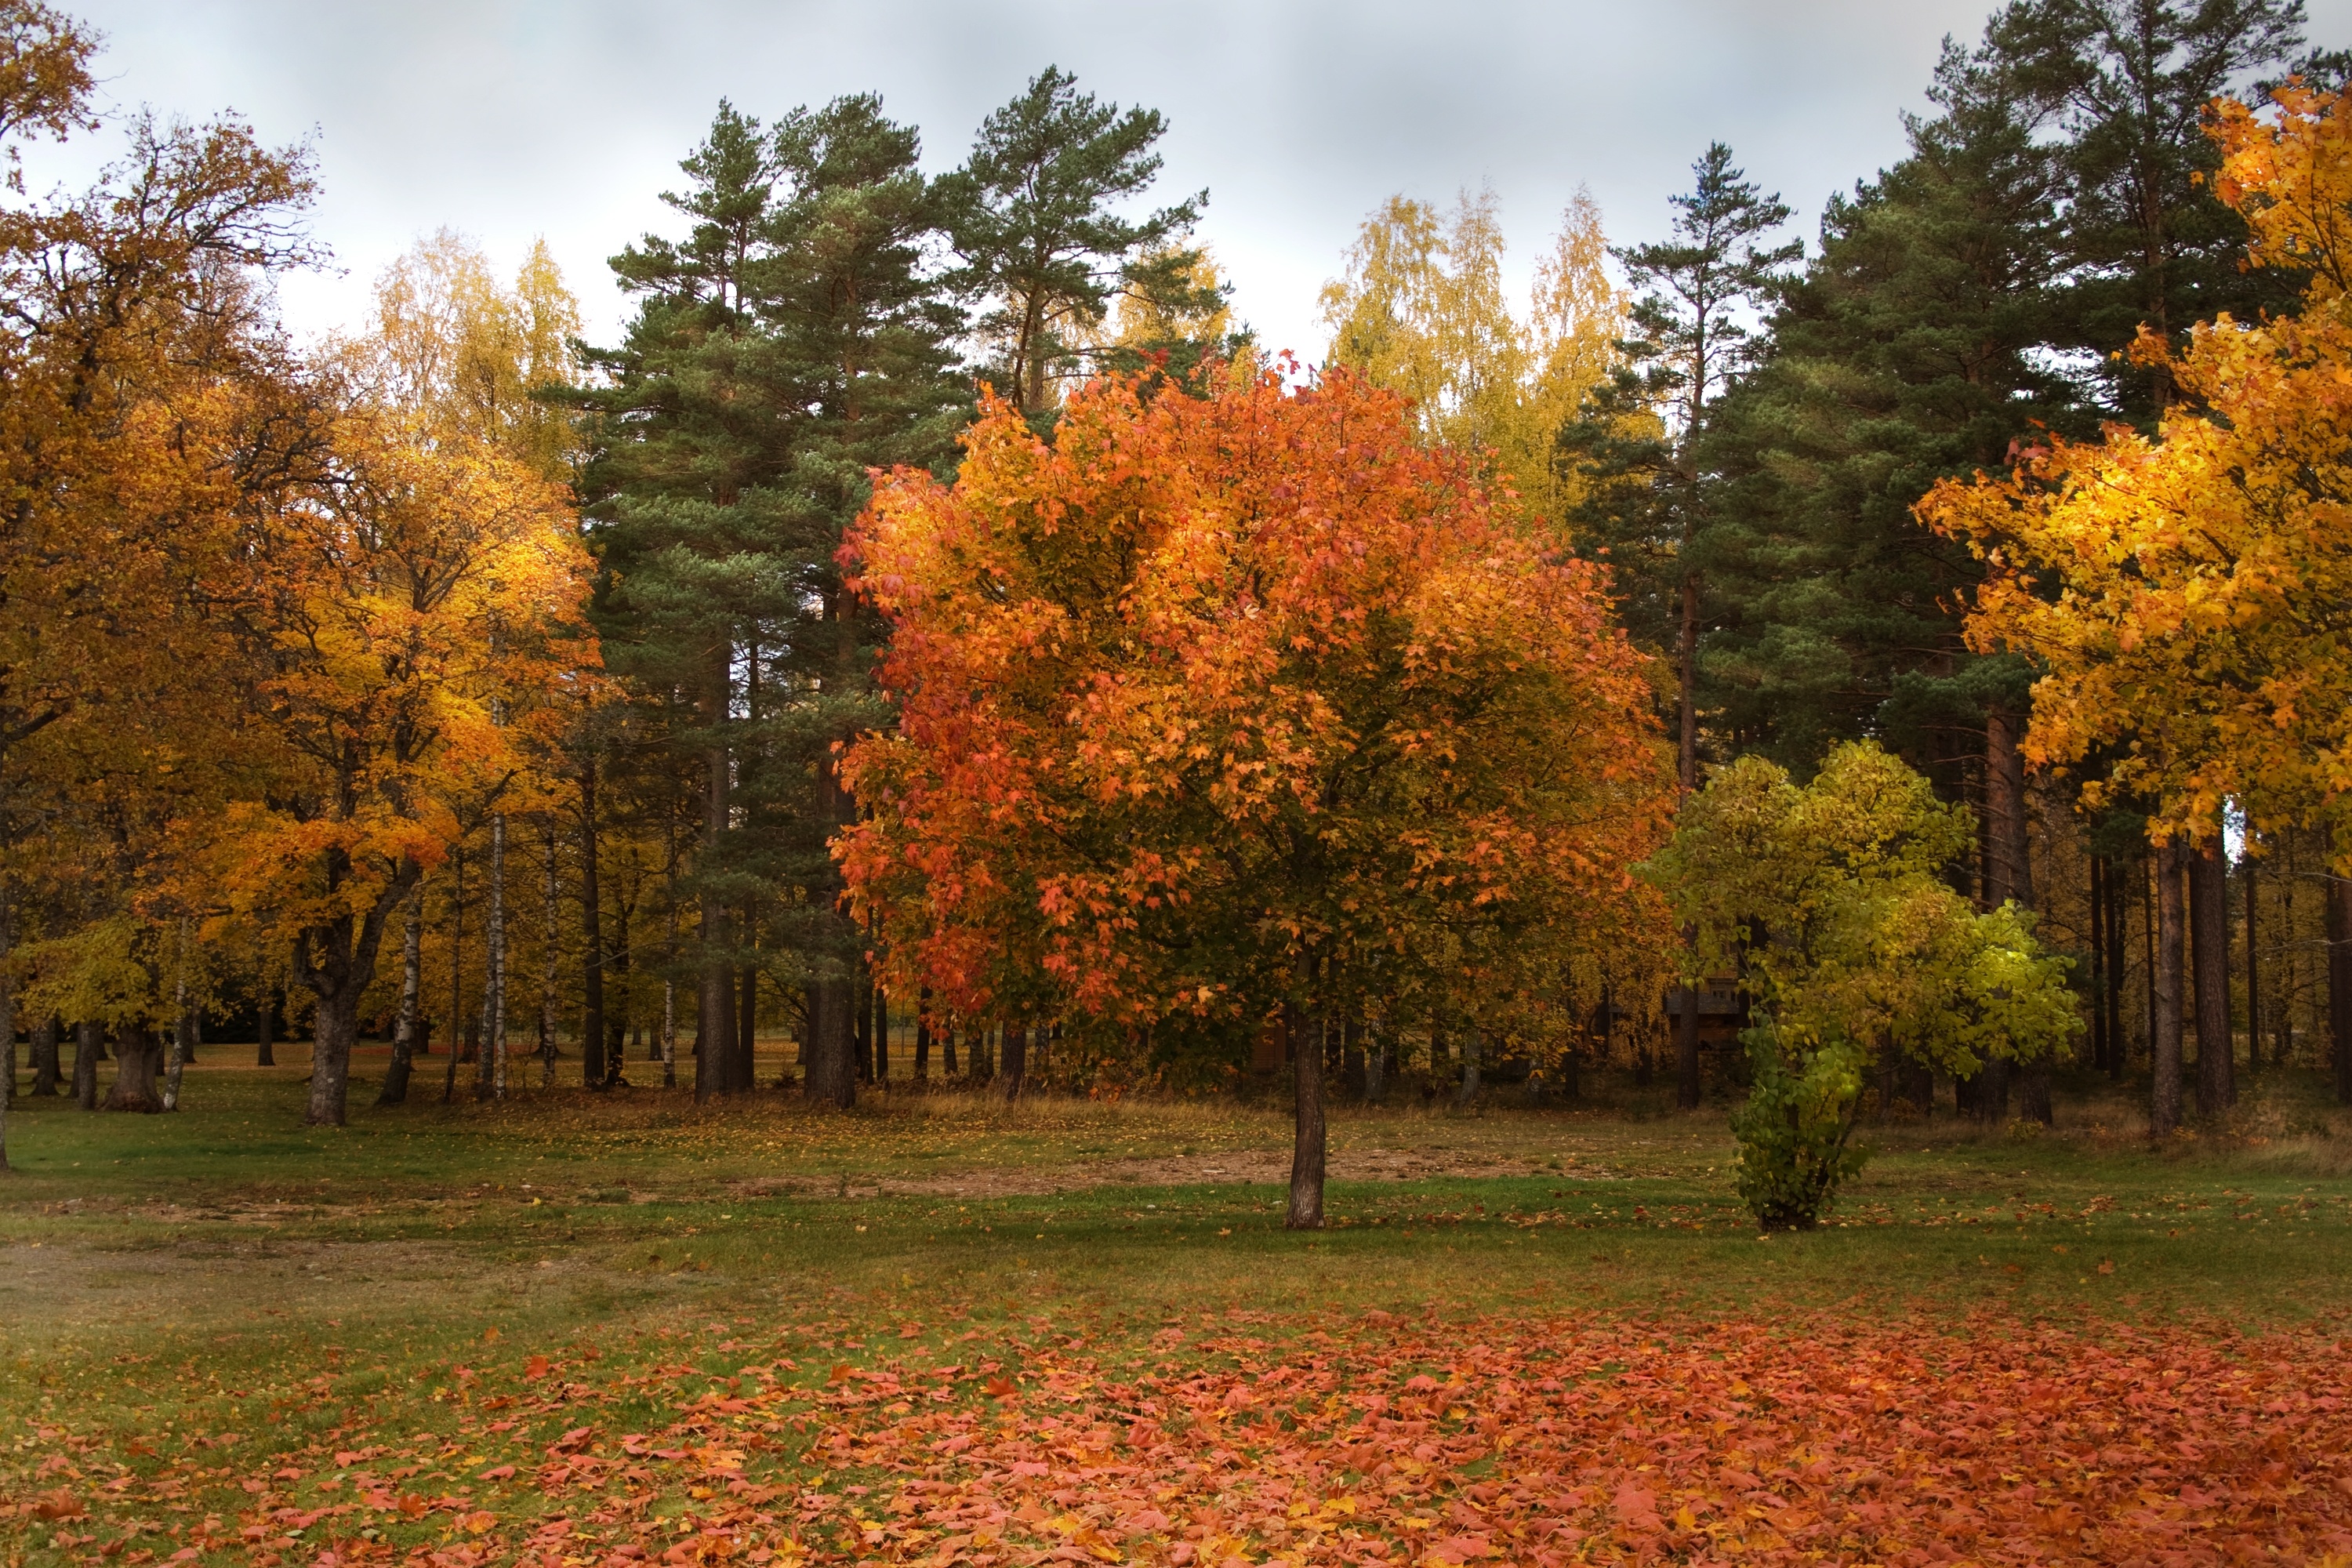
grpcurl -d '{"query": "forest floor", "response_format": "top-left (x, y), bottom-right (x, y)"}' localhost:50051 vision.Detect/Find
top-left (5, 1052), bottom-right (2352, 1566)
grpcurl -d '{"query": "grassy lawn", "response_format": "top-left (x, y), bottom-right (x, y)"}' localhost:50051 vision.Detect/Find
top-left (5, 1052), bottom-right (2352, 1566)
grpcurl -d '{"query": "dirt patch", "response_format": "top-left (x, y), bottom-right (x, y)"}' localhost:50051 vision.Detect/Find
top-left (0, 1232), bottom-right (666, 1338)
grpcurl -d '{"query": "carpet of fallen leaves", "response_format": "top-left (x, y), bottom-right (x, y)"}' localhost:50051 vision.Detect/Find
top-left (11, 1311), bottom-right (2352, 1568)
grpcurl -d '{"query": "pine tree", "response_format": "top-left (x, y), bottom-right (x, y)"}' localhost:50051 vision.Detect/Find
top-left (1563, 143), bottom-right (1797, 1112)
top-left (1985, 0), bottom-right (2309, 419)
top-left (942, 66), bottom-right (1208, 415)
top-left (578, 96), bottom-right (965, 1105)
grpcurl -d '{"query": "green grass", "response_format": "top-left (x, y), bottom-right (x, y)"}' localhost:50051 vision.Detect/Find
top-left (4, 1054), bottom-right (2351, 1565)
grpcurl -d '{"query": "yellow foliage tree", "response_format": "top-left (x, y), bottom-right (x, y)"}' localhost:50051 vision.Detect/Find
top-left (1319, 187), bottom-right (1624, 527)
top-left (1917, 84), bottom-right (2352, 1121)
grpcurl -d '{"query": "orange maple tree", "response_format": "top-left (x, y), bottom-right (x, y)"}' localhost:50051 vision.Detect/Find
top-left (840, 365), bottom-right (1675, 1222)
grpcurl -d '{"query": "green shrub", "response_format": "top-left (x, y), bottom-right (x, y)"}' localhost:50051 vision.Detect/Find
top-left (1728, 1022), bottom-right (1867, 1229)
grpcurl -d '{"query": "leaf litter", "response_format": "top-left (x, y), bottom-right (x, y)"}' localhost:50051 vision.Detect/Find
top-left (9, 1308), bottom-right (2350, 1566)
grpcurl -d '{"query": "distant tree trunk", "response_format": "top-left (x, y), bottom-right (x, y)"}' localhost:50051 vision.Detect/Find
top-left (2098, 851), bottom-right (2117, 1072)
top-left (379, 885), bottom-right (424, 1106)
top-left (1975, 707), bottom-right (2037, 1121)
top-left (2243, 854), bottom-right (2260, 1078)
top-left (484, 811), bottom-right (509, 1102)
top-left (163, 938), bottom-right (192, 1112)
top-left (442, 846), bottom-right (466, 1105)
top-left (1673, 980), bottom-right (1701, 1110)
top-left (914, 989), bottom-right (931, 1083)
top-left (874, 987), bottom-right (890, 1085)
top-left (1286, 995), bottom-right (1326, 1230)
top-left (855, 966), bottom-right (873, 1084)
top-left (579, 753), bottom-right (606, 1091)
top-left (164, 1008), bottom-right (188, 1113)
top-left (0, 902), bottom-right (14, 1170)
top-left (72, 1020), bottom-right (99, 1109)
top-left (1341, 1012), bottom-right (1365, 1100)
top-left (1000, 1025), bottom-right (1027, 1103)
top-left (2328, 849), bottom-right (2352, 1107)
top-left (2143, 846), bottom-right (2158, 1067)
top-left (539, 823), bottom-right (560, 1089)
top-left (738, 945), bottom-right (759, 1091)
top-left (697, 651), bottom-right (732, 1099)
top-left (661, 829), bottom-right (680, 1091)
top-left (660, 973), bottom-right (678, 1089)
top-left (604, 920), bottom-right (631, 1084)
top-left (943, 1023), bottom-right (960, 1078)
top-left (1455, 1029), bottom-right (1483, 1107)
top-left (2189, 838), bottom-right (2234, 1119)
top-left (2107, 853), bottom-right (2128, 1077)
top-left (256, 985), bottom-right (276, 1069)
top-left (31, 1015), bottom-right (59, 1097)
top-left (804, 980), bottom-right (857, 1109)
top-left (2154, 841), bottom-right (2187, 1137)
top-left (1364, 1017), bottom-right (1388, 1105)
top-left (104, 1026), bottom-right (165, 1112)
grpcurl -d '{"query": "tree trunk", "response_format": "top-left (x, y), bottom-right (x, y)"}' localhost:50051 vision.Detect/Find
top-left (737, 941), bottom-right (758, 1091)
top-left (2329, 853), bottom-right (2352, 1107)
top-left (2189, 838), bottom-right (2234, 1119)
top-left (307, 993), bottom-right (363, 1126)
top-left (299, 856), bottom-right (420, 1127)
top-left (660, 973), bottom-right (677, 1089)
top-left (163, 950), bottom-right (191, 1112)
top-left (442, 846), bottom-right (465, 1104)
top-left (1341, 1013), bottom-right (1364, 1100)
top-left (2107, 853), bottom-right (2128, 1077)
top-left (379, 884), bottom-right (423, 1106)
top-left (484, 811), bottom-right (509, 1102)
top-left (1455, 1029), bottom-right (1483, 1107)
top-left (1674, 563), bottom-right (1706, 1110)
top-left (2154, 841), bottom-right (2187, 1137)
top-left (1286, 997), bottom-right (1325, 1230)
top-left (697, 653), bottom-right (731, 1097)
top-left (804, 979), bottom-right (857, 1109)
top-left (943, 1023), bottom-right (959, 1078)
top-left (256, 986), bottom-right (276, 1068)
top-left (31, 1015), bottom-right (58, 1097)
top-left (1364, 1018), bottom-right (1388, 1105)
top-left (579, 754), bottom-right (606, 1091)
top-left (0, 910), bottom-right (14, 1171)
top-left (539, 823), bottom-right (559, 1089)
top-left (914, 989), bottom-right (931, 1083)
top-left (1984, 705), bottom-right (2034, 907)
top-left (2244, 854), bottom-right (2260, 1077)
top-left (855, 966), bottom-right (873, 1084)
top-left (2089, 855), bottom-right (2110, 1072)
top-left (1674, 981), bottom-right (1701, 1110)
top-left (874, 986), bottom-right (890, 1085)
top-left (695, 906), bottom-right (730, 1100)
top-left (72, 1019), bottom-right (98, 1109)
top-left (1000, 1025), bottom-right (1027, 1103)
top-left (1980, 706), bottom-right (2034, 1120)
top-left (103, 1026), bottom-right (165, 1112)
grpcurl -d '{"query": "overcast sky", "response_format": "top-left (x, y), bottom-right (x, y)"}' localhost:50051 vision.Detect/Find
top-left (40, 0), bottom-right (2352, 359)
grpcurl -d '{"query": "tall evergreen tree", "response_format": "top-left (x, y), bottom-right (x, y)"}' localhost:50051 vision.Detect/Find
top-left (576, 96), bottom-right (965, 1105)
top-left (1985, 0), bottom-right (2309, 419)
top-left (1563, 143), bottom-right (1797, 1111)
top-left (942, 66), bottom-right (1212, 414)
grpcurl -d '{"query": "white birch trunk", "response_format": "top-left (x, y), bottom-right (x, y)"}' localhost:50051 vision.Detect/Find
top-left (540, 822), bottom-right (558, 1087)
top-left (489, 810), bottom-right (508, 1098)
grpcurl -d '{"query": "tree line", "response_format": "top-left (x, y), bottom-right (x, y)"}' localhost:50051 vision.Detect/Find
top-left (4, 0), bottom-right (2350, 1229)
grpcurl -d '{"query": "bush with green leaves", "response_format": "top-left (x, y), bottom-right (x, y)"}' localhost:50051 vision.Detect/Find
top-left (1648, 742), bottom-right (2079, 1229)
